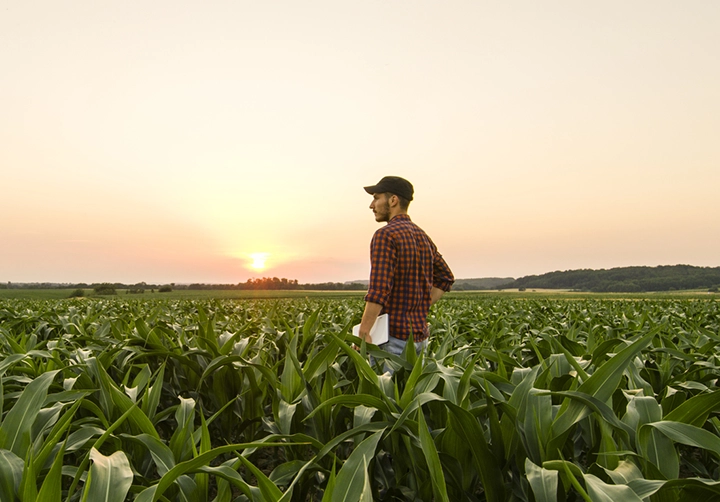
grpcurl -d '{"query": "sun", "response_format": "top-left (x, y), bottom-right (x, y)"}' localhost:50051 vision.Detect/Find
top-left (249, 253), bottom-right (269, 271)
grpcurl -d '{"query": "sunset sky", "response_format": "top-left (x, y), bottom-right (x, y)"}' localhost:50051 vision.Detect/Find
top-left (2, 1), bottom-right (718, 285)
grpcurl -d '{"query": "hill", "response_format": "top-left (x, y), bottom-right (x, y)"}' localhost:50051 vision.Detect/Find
top-left (452, 277), bottom-right (514, 291)
top-left (497, 265), bottom-right (720, 293)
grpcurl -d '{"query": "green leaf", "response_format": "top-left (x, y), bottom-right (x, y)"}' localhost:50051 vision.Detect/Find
top-left (305, 394), bottom-right (396, 421)
top-left (80, 448), bottom-right (133, 502)
top-left (120, 433), bottom-right (175, 476)
top-left (399, 350), bottom-right (426, 409)
top-left (601, 460), bottom-right (643, 485)
top-left (524, 388), bottom-right (553, 463)
top-left (0, 449), bottom-right (24, 502)
top-left (388, 392), bottom-right (445, 435)
top-left (0, 354), bottom-right (29, 377)
top-left (584, 473), bottom-right (643, 502)
top-left (554, 460), bottom-right (592, 502)
top-left (67, 400), bottom-right (152, 499)
top-left (325, 330), bottom-right (380, 389)
top-left (637, 423), bottom-right (679, 480)
top-left (628, 478), bottom-right (720, 498)
top-left (321, 459), bottom-right (337, 502)
top-left (169, 396), bottom-right (196, 462)
top-left (280, 335), bottom-right (303, 402)
top-left (89, 358), bottom-right (160, 438)
top-left (142, 363), bottom-right (165, 421)
top-left (20, 447), bottom-right (38, 502)
top-left (0, 370), bottom-right (59, 457)
top-left (622, 394), bottom-right (661, 432)
top-left (446, 402), bottom-right (506, 502)
top-left (196, 410), bottom-right (212, 502)
top-left (550, 331), bottom-right (655, 447)
top-left (135, 441), bottom-right (294, 502)
top-left (196, 462), bottom-right (259, 500)
top-left (644, 421), bottom-right (720, 457)
top-left (418, 409), bottom-right (450, 502)
top-left (664, 389), bottom-right (720, 426)
top-left (549, 391), bottom-right (633, 447)
top-left (37, 443), bottom-right (65, 502)
top-left (269, 460), bottom-right (306, 486)
top-left (302, 343), bottom-right (338, 383)
top-left (359, 456), bottom-right (373, 502)
top-left (33, 398), bottom-right (84, 472)
top-left (237, 455), bottom-right (284, 501)
top-left (278, 400), bottom-right (298, 436)
top-left (66, 427), bottom-right (105, 453)
top-left (525, 458), bottom-right (558, 502)
top-left (332, 430), bottom-right (384, 502)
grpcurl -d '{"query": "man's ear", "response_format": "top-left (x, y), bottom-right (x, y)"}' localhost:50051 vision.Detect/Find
top-left (389, 194), bottom-right (398, 206)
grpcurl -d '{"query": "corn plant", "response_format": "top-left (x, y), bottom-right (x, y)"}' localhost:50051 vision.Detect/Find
top-left (0, 296), bottom-right (719, 501)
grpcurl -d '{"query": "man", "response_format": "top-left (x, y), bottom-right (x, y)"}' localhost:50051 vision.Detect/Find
top-left (358, 176), bottom-right (454, 357)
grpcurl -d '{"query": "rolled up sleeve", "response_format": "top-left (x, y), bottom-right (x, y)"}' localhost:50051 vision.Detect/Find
top-left (432, 251), bottom-right (454, 292)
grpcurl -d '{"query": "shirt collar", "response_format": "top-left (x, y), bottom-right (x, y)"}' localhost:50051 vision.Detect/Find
top-left (389, 213), bottom-right (411, 223)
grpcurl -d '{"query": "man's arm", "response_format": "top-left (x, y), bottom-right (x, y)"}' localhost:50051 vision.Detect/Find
top-left (430, 286), bottom-right (445, 306)
top-left (431, 249), bottom-right (454, 298)
top-left (358, 301), bottom-right (383, 343)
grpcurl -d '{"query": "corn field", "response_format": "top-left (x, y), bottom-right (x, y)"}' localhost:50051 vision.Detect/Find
top-left (1, 296), bottom-right (720, 501)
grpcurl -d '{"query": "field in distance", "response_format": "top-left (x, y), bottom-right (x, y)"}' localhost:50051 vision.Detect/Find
top-left (1, 287), bottom-right (717, 301)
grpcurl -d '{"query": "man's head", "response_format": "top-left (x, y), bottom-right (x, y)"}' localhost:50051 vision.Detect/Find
top-left (364, 176), bottom-right (413, 222)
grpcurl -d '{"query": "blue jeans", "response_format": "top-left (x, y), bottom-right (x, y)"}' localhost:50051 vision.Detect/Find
top-left (375, 336), bottom-right (428, 374)
top-left (380, 335), bottom-right (428, 357)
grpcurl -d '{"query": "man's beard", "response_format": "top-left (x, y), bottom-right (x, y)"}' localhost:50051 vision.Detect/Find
top-left (375, 201), bottom-right (390, 222)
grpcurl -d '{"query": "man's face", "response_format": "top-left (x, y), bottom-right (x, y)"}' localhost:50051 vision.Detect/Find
top-left (370, 193), bottom-right (391, 222)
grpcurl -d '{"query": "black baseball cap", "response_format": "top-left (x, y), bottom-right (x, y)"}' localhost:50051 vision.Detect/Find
top-left (363, 176), bottom-right (414, 201)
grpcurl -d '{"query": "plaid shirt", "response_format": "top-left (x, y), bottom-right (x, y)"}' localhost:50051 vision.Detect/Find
top-left (364, 214), bottom-right (454, 342)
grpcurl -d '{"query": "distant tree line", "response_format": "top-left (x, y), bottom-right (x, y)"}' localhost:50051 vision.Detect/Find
top-left (1, 278), bottom-right (367, 292)
top-left (5, 266), bottom-right (718, 293)
top-left (497, 265), bottom-right (720, 293)
top-left (186, 277), bottom-right (366, 291)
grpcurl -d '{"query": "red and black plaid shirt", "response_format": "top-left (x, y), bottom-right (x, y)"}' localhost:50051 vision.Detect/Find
top-left (364, 214), bottom-right (454, 342)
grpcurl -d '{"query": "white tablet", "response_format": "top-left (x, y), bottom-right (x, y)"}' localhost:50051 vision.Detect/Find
top-left (352, 314), bottom-right (389, 345)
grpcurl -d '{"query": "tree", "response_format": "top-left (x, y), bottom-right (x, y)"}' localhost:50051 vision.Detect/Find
top-left (93, 284), bottom-right (117, 295)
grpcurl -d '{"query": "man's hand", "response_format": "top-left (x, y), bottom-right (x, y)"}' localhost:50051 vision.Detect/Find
top-left (358, 301), bottom-right (383, 345)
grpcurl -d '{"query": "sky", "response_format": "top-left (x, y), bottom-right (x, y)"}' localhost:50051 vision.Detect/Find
top-left (2, 1), bottom-right (719, 285)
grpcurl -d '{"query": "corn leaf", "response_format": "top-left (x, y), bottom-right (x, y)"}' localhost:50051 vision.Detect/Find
top-left (643, 420), bottom-right (720, 457)
top-left (446, 402), bottom-right (506, 502)
top-left (584, 473), bottom-right (643, 502)
top-left (135, 441), bottom-right (293, 502)
top-left (20, 448), bottom-right (38, 502)
top-left (636, 424), bottom-right (679, 480)
top-left (418, 409), bottom-right (450, 502)
top-left (0, 369), bottom-right (59, 457)
top-left (169, 396), bottom-right (196, 462)
top-left (332, 430), bottom-right (383, 502)
top-left (237, 455), bottom-right (284, 501)
top-left (0, 449), bottom-right (24, 502)
top-left (120, 433), bottom-right (175, 476)
top-left (601, 460), bottom-right (643, 485)
top-left (525, 458), bottom-right (558, 502)
top-left (80, 448), bottom-right (133, 502)
top-left (37, 443), bottom-right (65, 502)
top-left (320, 459), bottom-right (337, 502)
top-left (550, 330), bottom-right (656, 444)
top-left (664, 389), bottom-right (720, 426)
